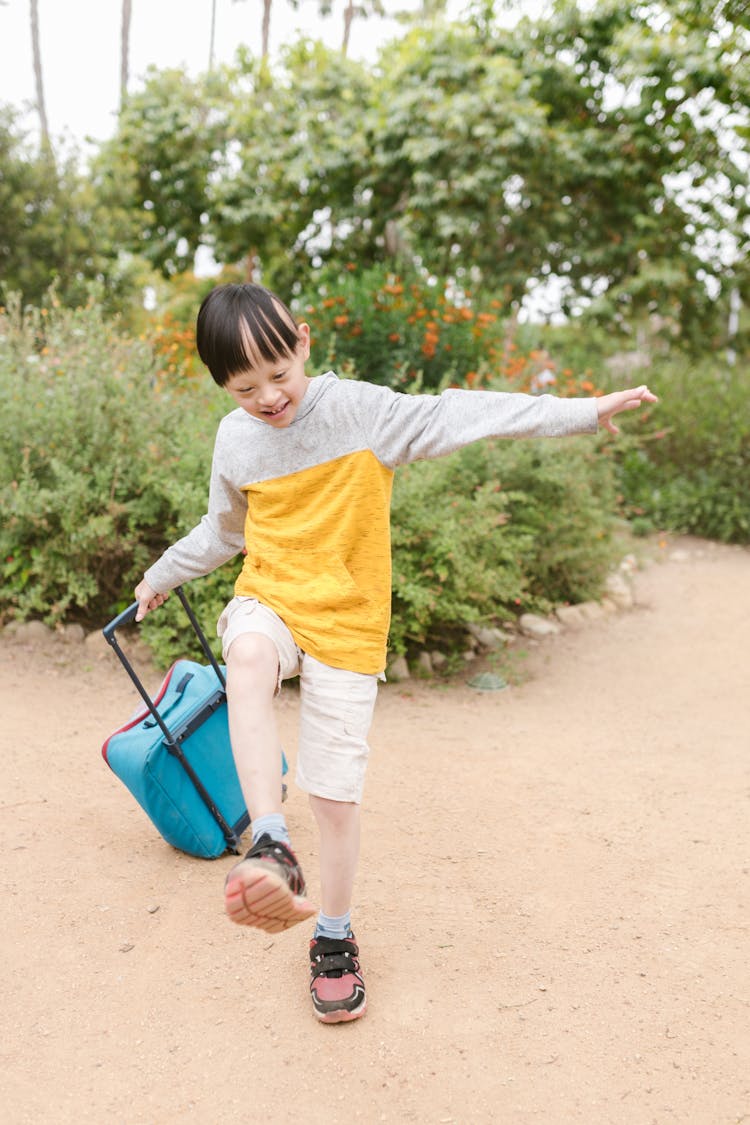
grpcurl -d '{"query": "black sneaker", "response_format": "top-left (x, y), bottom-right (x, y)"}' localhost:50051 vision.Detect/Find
top-left (224, 833), bottom-right (316, 933)
top-left (309, 933), bottom-right (367, 1023)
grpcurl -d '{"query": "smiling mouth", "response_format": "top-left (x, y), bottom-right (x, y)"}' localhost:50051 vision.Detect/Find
top-left (263, 401), bottom-right (289, 417)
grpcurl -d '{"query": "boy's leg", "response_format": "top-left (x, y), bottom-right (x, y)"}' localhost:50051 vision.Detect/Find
top-left (309, 796), bottom-right (361, 920)
top-left (298, 657), bottom-right (377, 1021)
top-left (225, 632), bottom-right (284, 821)
top-left (308, 797), bottom-right (367, 1023)
top-left (219, 607), bottom-right (316, 932)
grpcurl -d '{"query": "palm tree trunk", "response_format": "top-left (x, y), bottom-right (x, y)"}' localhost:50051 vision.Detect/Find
top-left (120, 0), bottom-right (132, 108)
top-left (261, 0), bottom-right (272, 59)
top-left (342, 0), bottom-right (354, 57)
top-left (208, 0), bottom-right (217, 71)
top-left (30, 0), bottom-right (52, 153)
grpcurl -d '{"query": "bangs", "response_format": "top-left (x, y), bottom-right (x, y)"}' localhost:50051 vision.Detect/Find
top-left (197, 284), bottom-right (300, 386)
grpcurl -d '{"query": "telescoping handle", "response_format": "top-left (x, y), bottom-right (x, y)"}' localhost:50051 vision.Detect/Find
top-left (103, 586), bottom-right (225, 688)
top-left (102, 586), bottom-right (226, 745)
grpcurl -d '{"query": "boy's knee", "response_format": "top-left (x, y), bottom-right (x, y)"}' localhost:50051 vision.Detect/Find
top-left (226, 633), bottom-right (279, 688)
top-left (309, 794), bottom-right (360, 827)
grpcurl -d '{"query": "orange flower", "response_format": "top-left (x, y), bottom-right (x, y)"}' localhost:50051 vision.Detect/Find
top-left (388, 333), bottom-right (401, 343)
top-left (334, 315), bottom-right (349, 327)
top-left (322, 298), bottom-right (337, 308)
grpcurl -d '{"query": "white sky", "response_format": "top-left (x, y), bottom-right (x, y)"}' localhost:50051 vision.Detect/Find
top-left (0, 0), bottom-right (547, 151)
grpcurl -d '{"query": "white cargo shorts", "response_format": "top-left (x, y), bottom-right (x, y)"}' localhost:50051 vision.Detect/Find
top-left (217, 596), bottom-right (379, 804)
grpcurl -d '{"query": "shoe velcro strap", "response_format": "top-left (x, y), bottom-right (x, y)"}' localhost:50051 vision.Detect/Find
top-left (312, 952), bottom-right (354, 976)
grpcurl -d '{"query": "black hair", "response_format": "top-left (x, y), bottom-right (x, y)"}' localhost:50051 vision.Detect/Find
top-left (196, 283), bottom-right (301, 387)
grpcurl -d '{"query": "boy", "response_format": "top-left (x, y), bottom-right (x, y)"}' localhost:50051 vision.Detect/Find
top-left (135, 282), bottom-right (657, 1023)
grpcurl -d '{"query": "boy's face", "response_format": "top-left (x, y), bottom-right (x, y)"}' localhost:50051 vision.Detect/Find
top-left (224, 323), bottom-right (311, 428)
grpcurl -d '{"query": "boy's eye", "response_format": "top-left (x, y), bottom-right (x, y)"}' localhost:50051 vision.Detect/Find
top-left (273, 372), bottom-right (286, 381)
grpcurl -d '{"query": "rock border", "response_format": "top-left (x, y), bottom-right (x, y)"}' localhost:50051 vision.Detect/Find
top-left (386, 553), bottom-right (639, 682)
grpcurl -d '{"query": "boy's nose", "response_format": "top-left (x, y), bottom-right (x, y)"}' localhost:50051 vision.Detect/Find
top-left (257, 384), bottom-right (279, 406)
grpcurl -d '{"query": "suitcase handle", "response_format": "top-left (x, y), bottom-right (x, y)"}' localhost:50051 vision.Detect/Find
top-left (103, 586), bottom-right (226, 690)
top-left (102, 601), bottom-right (140, 638)
top-left (102, 585), bottom-right (241, 854)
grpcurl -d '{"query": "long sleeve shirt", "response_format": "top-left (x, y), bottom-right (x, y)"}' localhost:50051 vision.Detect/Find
top-left (145, 372), bottom-right (599, 674)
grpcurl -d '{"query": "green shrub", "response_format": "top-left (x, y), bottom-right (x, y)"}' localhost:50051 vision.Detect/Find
top-left (609, 359), bottom-right (750, 544)
top-left (0, 293), bottom-right (224, 624)
top-left (389, 429), bottom-right (620, 655)
top-left (0, 287), bottom-right (630, 669)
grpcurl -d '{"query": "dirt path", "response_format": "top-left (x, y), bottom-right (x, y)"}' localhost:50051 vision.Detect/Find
top-left (2, 536), bottom-right (749, 1125)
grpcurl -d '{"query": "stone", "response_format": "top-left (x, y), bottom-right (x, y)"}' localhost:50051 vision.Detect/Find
top-left (604, 573), bottom-right (634, 609)
top-left (416, 651), bottom-right (433, 675)
top-left (578, 601), bottom-right (606, 622)
top-left (387, 654), bottom-right (410, 681)
top-left (519, 614), bottom-right (561, 639)
top-left (466, 624), bottom-right (508, 650)
top-left (60, 623), bottom-right (85, 643)
top-left (555, 605), bottom-right (586, 628)
top-left (12, 620), bottom-right (52, 642)
top-left (430, 651), bottom-right (448, 669)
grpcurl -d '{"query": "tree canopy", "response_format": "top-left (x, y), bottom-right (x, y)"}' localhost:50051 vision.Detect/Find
top-left (1, 0), bottom-right (747, 347)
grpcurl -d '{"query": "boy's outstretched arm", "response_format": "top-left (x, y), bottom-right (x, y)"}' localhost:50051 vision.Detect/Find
top-left (596, 385), bottom-right (658, 435)
top-left (134, 578), bottom-right (169, 622)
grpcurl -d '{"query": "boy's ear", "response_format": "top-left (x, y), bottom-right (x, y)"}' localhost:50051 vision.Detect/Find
top-left (298, 322), bottom-right (311, 359)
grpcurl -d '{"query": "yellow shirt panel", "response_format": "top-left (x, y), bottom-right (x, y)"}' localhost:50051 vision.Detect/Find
top-left (234, 449), bottom-right (394, 674)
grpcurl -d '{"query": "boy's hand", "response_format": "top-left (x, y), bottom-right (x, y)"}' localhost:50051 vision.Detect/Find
top-left (596, 384), bottom-right (658, 436)
top-left (134, 579), bottom-right (169, 622)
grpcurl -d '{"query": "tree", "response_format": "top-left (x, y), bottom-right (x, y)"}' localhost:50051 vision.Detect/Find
top-left (93, 67), bottom-right (229, 276)
top-left (209, 0), bottom-right (217, 70)
top-left (341, 0), bottom-right (385, 57)
top-left (121, 0), bottom-right (133, 107)
top-left (29, 0), bottom-right (51, 155)
top-left (358, 3), bottom-right (749, 341)
top-left (0, 108), bottom-right (141, 311)
top-left (209, 42), bottom-right (373, 286)
top-left (232, 0), bottom-right (276, 60)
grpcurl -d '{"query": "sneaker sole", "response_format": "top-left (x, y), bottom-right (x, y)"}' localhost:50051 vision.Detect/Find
top-left (224, 862), bottom-right (317, 933)
top-left (313, 994), bottom-right (367, 1024)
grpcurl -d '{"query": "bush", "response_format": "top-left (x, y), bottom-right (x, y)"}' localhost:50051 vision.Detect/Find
top-left (609, 359), bottom-right (750, 544)
top-left (0, 293), bottom-right (224, 624)
top-left (389, 428), bottom-right (619, 655)
top-left (0, 287), bottom-right (628, 669)
top-left (300, 265), bottom-right (509, 391)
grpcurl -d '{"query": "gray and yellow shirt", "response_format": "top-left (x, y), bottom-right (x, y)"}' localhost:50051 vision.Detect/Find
top-left (145, 372), bottom-right (599, 674)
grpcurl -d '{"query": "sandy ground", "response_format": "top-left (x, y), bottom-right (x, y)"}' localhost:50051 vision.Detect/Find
top-left (1, 535), bottom-right (749, 1125)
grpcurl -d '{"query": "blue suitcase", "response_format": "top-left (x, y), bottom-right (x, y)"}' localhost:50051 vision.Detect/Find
top-left (101, 586), bottom-right (286, 859)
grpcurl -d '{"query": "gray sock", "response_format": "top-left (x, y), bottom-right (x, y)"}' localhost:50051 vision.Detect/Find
top-left (314, 910), bottom-right (352, 940)
top-left (251, 812), bottom-right (290, 847)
